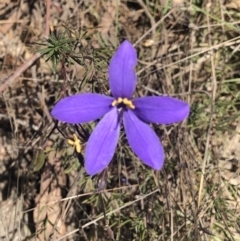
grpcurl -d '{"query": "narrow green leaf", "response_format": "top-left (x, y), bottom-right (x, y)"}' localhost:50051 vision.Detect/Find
top-left (30, 149), bottom-right (45, 172)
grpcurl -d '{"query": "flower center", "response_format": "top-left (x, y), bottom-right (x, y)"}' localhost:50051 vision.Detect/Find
top-left (111, 97), bottom-right (135, 109)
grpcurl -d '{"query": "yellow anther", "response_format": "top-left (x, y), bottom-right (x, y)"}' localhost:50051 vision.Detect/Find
top-left (123, 98), bottom-right (135, 109)
top-left (117, 97), bottom-right (123, 103)
top-left (111, 97), bottom-right (135, 109)
top-left (111, 100), bottom-right (118, 106)
top-left (68, 134), bottom-right (81, 153)
top-left (112, 97), bottom-right (123, 106)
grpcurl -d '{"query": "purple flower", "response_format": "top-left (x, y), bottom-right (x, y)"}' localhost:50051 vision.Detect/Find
top-left (51, 40), bottom-right (190, 175)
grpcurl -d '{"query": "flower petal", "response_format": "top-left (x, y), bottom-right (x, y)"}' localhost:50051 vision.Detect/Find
top-left (85, 107), bottom-right (120, 175)
top-left (51, 93), bottom-right (114, 124)
top-left (109, 40), bottom-right (137, 98)
top-left (123, 110), bottom-right (164, 170)
top-left (133, 96), bottom-right (190, 124)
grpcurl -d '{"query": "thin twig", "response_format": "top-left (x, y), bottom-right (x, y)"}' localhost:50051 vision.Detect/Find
top-left (136, 0), bottom-right (156, 43)
top-left (56, 189), bottom-right (159, 241)
top-left (133, 9), bottom-right (174, 47)
top-left (45, 0), bottom-right (51, 37)
top-left (0, 0), bottom-right (51, 93)
top-left (136, 35), bottom-right (240, 76)
top-left (197, 3), bottom-right (217, 208)
top-left (0, 53), bottom-right (41, 92)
